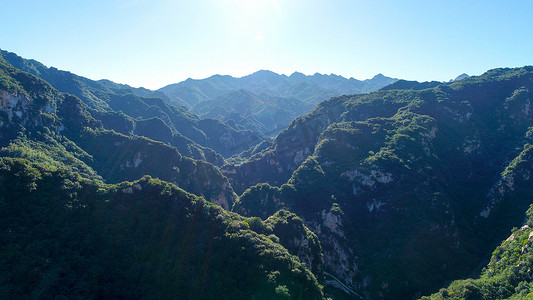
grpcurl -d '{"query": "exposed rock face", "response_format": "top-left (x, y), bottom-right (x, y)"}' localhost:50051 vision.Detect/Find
top-left (480, 144), bottom-right (533, 219)
top-left (0, 91), bottom-right (29, 121)
top-left (0, 90), bottom-right (59, 129)
top-left (322, 208), bottom-right (344, 237)
top-left (310, 204), bottom-right (358, 288)
top-left (264, 210), bottom-right (325, 277)
top-left (342, 169), bottom-right (393, 193)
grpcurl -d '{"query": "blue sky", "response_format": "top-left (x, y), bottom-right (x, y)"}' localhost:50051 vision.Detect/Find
top-left (2, 0), bottom-right (533, 89)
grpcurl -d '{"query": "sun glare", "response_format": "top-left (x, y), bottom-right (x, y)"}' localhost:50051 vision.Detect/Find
top-left (221, 0), bottom-right (282, 41)
top-left (234, 0), bottom-right (272, 15)
top-left (229, 0), bottom-right (281, 20)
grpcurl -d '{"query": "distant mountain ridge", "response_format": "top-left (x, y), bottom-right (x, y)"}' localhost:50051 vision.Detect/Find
top-left (380, 79), bottom-right (442, 91)
top-left (160, 70), bottom-right (397, 107)
top-left (159, 70), bottom-right (397, 135)
top-left (379, 74), bottom-right (471, 92)
top-left (452, 73), bottom-right (470, 82)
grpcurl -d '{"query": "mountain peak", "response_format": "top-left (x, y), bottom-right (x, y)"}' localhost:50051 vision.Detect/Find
top-left (248, 69), bottom-right (279, 76)
top-left (289, 71), bottom-right (306, 77)
top-left (242, 70), bottom-right (284, 82)
top-left (371, 73), bottom-right (386, 80)
top-left (365, 73), bottom-right (398, 85)
top-left (453, 73), bottom-right (470, 81)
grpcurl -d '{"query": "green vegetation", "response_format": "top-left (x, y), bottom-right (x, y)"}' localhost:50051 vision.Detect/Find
top-left (5, 48), bottom-right (533, 299)
top-left (230, 66), bottom-right (533, 299)
top-left (263, 210), bottom-right (324, 276)
top-left (502, 144), bottom-right (533, 177)
top-left (380, 79), bottom-right (442, 91)
top-left (0, 51), bottom-right (332, 299)
top-left (0, 131), bottom-right (100, 180)
top-left (1, 50), bottom-right (264, 159)
top-left (0, 157), bottom-right (324, 299)
top-left (0, 53), bottom-right (61, 106)
top-left (0, 50), bottom-right (236, 207)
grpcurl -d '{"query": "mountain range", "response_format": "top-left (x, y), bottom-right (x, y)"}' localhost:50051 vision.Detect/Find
top-left (1, 48), bottom-right (533, 299)
top-left (159, 70), bottom-right (397, 135)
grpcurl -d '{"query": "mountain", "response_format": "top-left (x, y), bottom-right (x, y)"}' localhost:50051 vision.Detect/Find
top-left (159, 70), bottom-right (397, 135)
top-left (0, 50), bottom-right (167, 110)
top-left (380, 79), bottom-right (442, 91)
top-left (192, 89), bottom-right (312, 136)
top-left (0, 158), bottom-right (324, 299)
top-left (4, 47), bottom-right (533, 299)
top-left (0, 51), bottom-right (327, 299)
top-left (1, 50), bottom-right (263, 159)
top-left (0, 52), bottom-right (236, 208)
top-left (452, 73), bottom-right (470, 82)
top-left (380, 75), bottom-right (471, 92)
top-left (225, 66), bottom-right (533, 298)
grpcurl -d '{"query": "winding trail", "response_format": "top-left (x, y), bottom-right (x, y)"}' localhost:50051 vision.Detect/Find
top-left (323, 271), bottom-right (363, 299)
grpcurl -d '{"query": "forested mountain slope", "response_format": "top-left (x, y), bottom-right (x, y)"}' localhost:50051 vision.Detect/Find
top-left (191, 89), bottom-right (312, 136)
top-left (229, 67), bottom-right (533, 298)
top-left (0, 158), bottom-right (324, 299)
top-left (0, 52), bottom-right (236, 208)
top-left (1, 50), bottom-right (263, 160)
top-left (379, 79), bottom-right (442, 91)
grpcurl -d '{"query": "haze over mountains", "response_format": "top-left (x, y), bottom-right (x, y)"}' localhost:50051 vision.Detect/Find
top-left (158, 70), bottom-right (398, 136)
top-left (159, 70), bottom-right (397, 108)
top-left (2, 48), bottom-right (533, 300)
